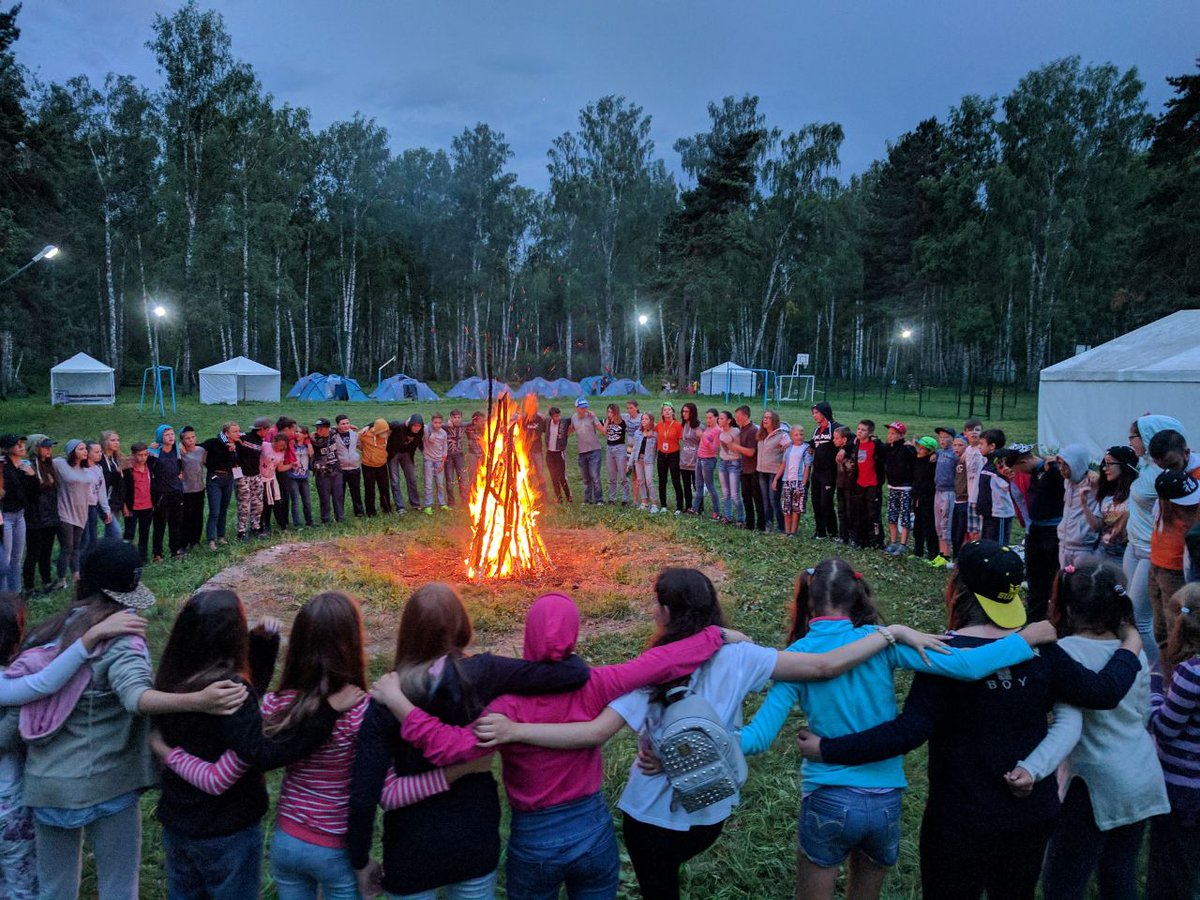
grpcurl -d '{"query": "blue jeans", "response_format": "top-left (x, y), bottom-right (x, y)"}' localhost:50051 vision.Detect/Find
top-left (0, 508), bottom-right (25, 592)
top-left (81, 505), bottom-right (99, 558)
top-left (505, 792), bottom-right (619, 900)
top-left (387, 870), bottom-right (497, 900)
top-left (206, 473), bottom-right (234, 541)
top-left (286, 477), bottom-right (314, 526)
top-left (578, 450), bottom-right (602, 504)
top-left (1124, 543), bottom-right (1157, 669)
top-left (604, 446), bottom-right (628, 503)
top-left (270, 827), bottom-right (359, 900)
top-left (692, 457), bottom-right (717, 514)
top-left (798, 786), bottom-right (902, 868)
top-left (717, 458), bottom-right (743, 521)
top-left (162, 823), bottom-right (262, 900)
top-left (757, 472), bottom-right (782, 532)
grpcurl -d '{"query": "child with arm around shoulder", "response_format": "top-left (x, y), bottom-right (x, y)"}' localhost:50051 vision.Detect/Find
top-left (1001, 562), bottom-right (1167, 900)
top-left (460, 568), bottom-right (958, 900)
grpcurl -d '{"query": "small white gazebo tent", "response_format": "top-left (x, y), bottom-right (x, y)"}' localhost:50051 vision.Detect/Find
top-left (50, 352), bottom-right (115, 405)
top-left (1038, 310), bottom-right (1200, 458)
top-left (198, 356), bottom-right (281, 405)
top-left (699, 361), bottom-right (757, 397)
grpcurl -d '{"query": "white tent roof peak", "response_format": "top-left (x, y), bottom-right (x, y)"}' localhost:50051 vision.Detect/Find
top-left (51, 351), bottom-right (113, 374)
top-left (199, 356), bottom-right (280, 376)
top-left (702, 361), bottom-right (752, 373)
top-left (1040, 311), bottom-right (1200, 383)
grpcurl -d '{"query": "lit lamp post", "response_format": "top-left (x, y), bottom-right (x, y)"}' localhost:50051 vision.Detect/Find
top-left (883, 326), bottom-right (915, 413)
top-left (635, 313), bottom-right (648, 385)
top-left (0, 244), bottom-right (59, 288)
top-left (1, 245), bottom-right (59, 397)
top-left (140, 303), bottom-right (176, 415)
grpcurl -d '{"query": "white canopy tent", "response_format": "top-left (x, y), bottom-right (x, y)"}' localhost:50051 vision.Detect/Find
top-left (198, 356), bottom-right (281, 405)
top-left (50, 352), bottom-right (115, 405)
top-left (699, 361), bottom-right (757, 397)
top-left (1038, 310), bottom-right (1200, 458)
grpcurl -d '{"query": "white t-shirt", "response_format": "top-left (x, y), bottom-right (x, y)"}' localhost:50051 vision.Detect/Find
top-left (609, 641), bottom-right (778, 830)
top-left (782, 444), bottom-right (812, 483)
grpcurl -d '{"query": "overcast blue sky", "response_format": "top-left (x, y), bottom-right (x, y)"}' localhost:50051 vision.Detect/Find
top-left (13, 1), bottom-right (1198, 189)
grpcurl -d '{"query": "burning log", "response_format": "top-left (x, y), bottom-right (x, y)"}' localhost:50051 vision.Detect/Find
top-left (465, 392), bottom-right (553, 580)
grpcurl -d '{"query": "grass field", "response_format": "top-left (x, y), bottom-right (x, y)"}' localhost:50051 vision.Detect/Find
top-left (2, 384), bottom-right (1042, 898)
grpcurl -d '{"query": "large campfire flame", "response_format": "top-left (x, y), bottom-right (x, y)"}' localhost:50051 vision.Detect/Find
top-left (465, 393), bottom-right (553, 580)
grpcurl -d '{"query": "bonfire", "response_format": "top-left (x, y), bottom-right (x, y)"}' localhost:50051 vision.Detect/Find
top-left (465, 393), bottom-right (553, 580)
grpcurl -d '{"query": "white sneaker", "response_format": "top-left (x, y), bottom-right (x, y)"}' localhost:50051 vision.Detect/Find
top-left (650, 505), bottom-right (660, 514)
top-left (638, 503), bottom-right (648, 511)
top-left (674, 509), bottom-right (682, 517)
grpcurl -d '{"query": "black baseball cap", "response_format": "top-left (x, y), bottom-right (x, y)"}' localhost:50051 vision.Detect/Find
top-left (957, 540), bottom-right (1027, 629)
top-left (314, 418), bottom-right (331, 428)
top-left (81, 541), bottom-right (156, 610)
top-left (0, 433), bottom-right (26, 451)
top-left (1157, 469), bottom-right (1200, 507)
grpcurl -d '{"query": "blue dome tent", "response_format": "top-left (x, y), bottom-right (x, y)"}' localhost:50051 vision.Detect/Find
top-left (371, 373), bottom-right (438, 402)
top-left (288, 373), bottom-right (370, 402)
top-left (550, 378), bottom-right (584, 398)
top-left (514, 377), bottom-right (554, 398)
top-left (446, 377), bottom-right (484, 399)
top-left (446, 377), bottom-right (512, 401)
top-left (579, 375), bottom-right (604, 395)
top-left (600, 378), bottom-right (650, 397)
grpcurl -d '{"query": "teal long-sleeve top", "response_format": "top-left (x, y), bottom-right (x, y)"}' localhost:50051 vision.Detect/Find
top-left (740, 618), bottom-right (1034, 791)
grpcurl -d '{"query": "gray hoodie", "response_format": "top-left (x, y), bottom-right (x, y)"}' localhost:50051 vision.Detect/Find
top-left (1057, 443), bottom-right (1099, 552)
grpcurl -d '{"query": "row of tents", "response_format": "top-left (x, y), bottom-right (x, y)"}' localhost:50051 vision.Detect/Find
top-left (47, 353), bottom-right (651, 406)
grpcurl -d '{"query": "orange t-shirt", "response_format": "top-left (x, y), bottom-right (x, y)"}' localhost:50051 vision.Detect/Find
top-left (655, 421), bottom-right (683, 454)
top-left (1151, 464), bottom-right (1200, 570)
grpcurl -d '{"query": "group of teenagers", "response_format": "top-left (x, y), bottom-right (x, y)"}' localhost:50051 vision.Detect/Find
top-left (0, 409), bottom-right (515, 595)
top-left (2, 530), bottom-right (1200, 900)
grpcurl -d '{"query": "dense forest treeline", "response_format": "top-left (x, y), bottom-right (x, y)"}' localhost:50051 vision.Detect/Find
top-left (0, 2), bottom-right (1196, 394)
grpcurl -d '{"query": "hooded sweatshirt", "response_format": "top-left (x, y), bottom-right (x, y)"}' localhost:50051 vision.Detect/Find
top-left (400, 593), bottom-right (724, 812)
top-left (1128, 416), bottom-right (1185, 555)
top-left (359, 419), bottom-right (390, 468)
top-left (811, 403), bottom-right (839, 476)
top-left (1057, 443), bottom-right (1099, 552)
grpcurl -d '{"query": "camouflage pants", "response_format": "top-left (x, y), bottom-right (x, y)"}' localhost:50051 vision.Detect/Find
top-left (236, 475), bottom-right (263, 535)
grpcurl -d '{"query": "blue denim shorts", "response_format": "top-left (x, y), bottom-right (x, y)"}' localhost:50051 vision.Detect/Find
top-left (798, 787), bottom-right (903, 868)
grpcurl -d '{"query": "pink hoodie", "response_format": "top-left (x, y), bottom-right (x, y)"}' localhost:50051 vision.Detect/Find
top-left (401, 592), bottom-right (723, 812)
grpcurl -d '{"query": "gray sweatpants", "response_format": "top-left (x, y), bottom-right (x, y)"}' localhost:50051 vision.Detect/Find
top-left (605, 446), bottom-right (629, 502)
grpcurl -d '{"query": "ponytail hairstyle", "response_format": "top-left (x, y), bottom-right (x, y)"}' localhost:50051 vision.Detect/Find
top-left (0, 592), bottom-right (27, 665)
top-left (788, 558), bottom-right (879, 643)
top-left (1164, 583), bottom-right (1200, 688)
top-left (264, 592), bottom-right (366, 736)
top-left (1048, 561), bottom-right (1132, 639)
top-left (155, 591), bottom-right (250, 694)
top-left (650, 568), bottom-right (726, 648)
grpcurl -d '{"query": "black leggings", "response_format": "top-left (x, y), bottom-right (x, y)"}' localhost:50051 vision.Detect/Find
top-left (623, 812), bottom-right (724, 900)
top-left (920, 808), bottom-right (1055, 900)
top-left (680, 468), bottom-right (695, 510)
top-left (23, 525), bottom-right (56, 589)
top-left (656, 451), bottom-right (683, 511)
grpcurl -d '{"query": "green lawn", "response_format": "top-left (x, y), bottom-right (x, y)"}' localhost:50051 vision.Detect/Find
top-left (3, 385), bottom-right (1043, 898)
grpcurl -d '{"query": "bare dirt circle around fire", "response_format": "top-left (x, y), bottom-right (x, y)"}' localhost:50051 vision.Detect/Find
top-left (201, 523), bottom-right (727, 656)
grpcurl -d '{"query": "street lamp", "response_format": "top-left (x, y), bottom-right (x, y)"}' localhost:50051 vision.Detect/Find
top-left (140, 303), bottom-right (176, 415)
top-left (634, 312), bottom-right (649, 384)
top-left (0, 244), bottom-right (59, 288)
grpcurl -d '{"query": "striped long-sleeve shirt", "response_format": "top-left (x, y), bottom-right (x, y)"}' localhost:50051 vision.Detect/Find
top-left (1151, 657), bottom-right (1200, 825)
top-left (165, 691), bottom-right (450, 848)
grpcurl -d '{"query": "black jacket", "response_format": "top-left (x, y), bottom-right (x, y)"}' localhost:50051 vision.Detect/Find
top-left (99, 454), bottom-right (125, 509)
top-left (155, 630), bottom-right (339, 839)
top-left (810, 402), bottom-right (840, 476)
top-left (200, 436), bottom-right (240, 474)
top-left (122, 462), bottom-right (159, 511)
top-left (0, 458), bottom-right (32, 514)
top-left (23, 459), bottom-right (59, 530)
top-left (883, 440), bottom-right (917, 487)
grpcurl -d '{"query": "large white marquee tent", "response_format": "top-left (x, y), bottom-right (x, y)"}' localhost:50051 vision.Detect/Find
top-left (50, 352), bottom-right (115, 405)
top-left (699, 361), bottom-right (757, 397)
top-left (1038, 310), bottom-right (1200, 458)
top-left (198, 356), bottom-right (281, 405)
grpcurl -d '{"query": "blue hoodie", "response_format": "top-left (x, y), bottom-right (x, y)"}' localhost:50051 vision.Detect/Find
top-left (1129, 416), bottom-right (1187, 553)
top-left (740, 619), bottom-right (1034, 790)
